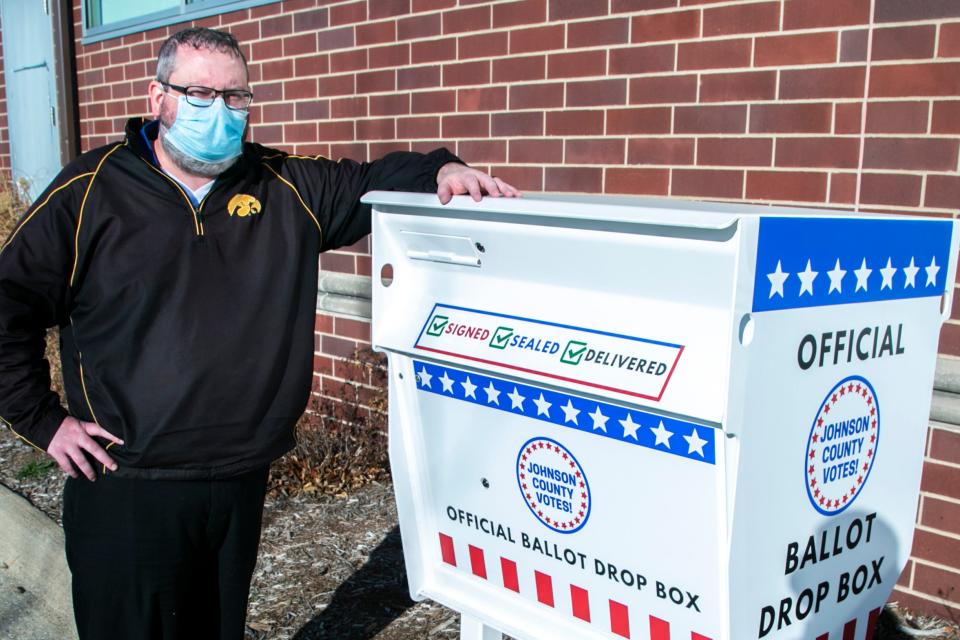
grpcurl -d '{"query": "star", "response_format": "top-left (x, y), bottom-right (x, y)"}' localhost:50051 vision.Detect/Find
top-left (461, 376), bottom-right (477, 399)
top-left (926, 256), bottom-right (940, 287)
top-left (533, 393), bottom-right (552, 417)
top-left (560, 399), bottom-right (580, 425)
top-left (683, 428), bottom-right (707, 457)
top-left (417, 366), bottom-right (432, 388)
top-left (903, 257), bottom-right (919, 288)
top-left (588, 406), bottom-right (608, 432)
top-left (508, 387), bottom-right (526, 411)
top-left (879, 257), bottom-right (897, 290)
top-left (854, 258), bottom-right (872, 292)
top-left (439, 371), bottom-right (454, 394)
top-left (827, 259), bottom-right (846, 294)
top-left (797, 259), bottom-right (818, 296)
top-left (767, 260), bottom-right (789, 299)
top-left (484, 381), bottom-right (501, 405)
top-left (618, 413), bottom-right (640, 440)
top-left (650, 420), bottom-right (673, 448)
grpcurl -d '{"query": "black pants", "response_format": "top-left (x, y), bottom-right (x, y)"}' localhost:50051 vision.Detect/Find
top-left (62, 466), bottom-right (269, 640)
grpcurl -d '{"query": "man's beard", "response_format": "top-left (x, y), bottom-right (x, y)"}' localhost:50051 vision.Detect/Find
top-left (157, 108), bottom-right (240, 178)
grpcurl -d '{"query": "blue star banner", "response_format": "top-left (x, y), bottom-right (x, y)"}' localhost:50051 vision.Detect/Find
top-left (751, 217), bottom-right (953, 312)
top-left (412, 359), bottom-right (716, 465)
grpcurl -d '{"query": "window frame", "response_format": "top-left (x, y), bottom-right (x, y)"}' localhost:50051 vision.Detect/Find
top-left (81, 0), bottom-right (281, 44)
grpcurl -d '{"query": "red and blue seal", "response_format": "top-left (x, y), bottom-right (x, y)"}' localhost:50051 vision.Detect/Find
top-left (516, 436), bottom-right (591, 534)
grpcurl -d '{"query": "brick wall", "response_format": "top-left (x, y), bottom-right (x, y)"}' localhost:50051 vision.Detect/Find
top-left (0, 17), bottom-right (9, 174)
top-left (2, 0), bottom-right (960, 619)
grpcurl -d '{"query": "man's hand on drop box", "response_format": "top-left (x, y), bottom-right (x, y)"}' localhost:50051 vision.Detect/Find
top-left (437, 162), bottom-right (522, 205)
top-left (47, 416), bottom-right (124, 480)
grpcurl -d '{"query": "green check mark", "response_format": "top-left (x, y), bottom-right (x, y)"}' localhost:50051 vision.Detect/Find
top-left (561, 340), bottom-right (588, 365)
top-left (489, 326), bottom-right (513, 349)
top-left (426, 315), bottom-right (449, 337)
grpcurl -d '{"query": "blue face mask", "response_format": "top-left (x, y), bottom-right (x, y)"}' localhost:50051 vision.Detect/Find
top-left (163, 95), bottom-right (248, 164)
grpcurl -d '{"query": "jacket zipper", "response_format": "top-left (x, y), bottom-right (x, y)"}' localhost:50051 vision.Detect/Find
top-left (78, 352), bottom-right (104, 426)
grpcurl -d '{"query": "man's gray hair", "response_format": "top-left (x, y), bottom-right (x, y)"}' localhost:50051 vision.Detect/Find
top-left (155, 27), bottom-right (247, 83)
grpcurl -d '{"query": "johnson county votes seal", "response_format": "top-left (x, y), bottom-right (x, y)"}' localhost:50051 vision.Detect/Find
top-left (516, 437), bottom-right (591, 534)
top-left (805, 375), bottom-right (880, 516)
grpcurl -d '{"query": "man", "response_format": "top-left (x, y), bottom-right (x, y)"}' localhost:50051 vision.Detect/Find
top-left (0, 27), bottom-right (519, 639)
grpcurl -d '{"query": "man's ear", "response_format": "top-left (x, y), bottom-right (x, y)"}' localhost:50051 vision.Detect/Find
top-left (147, 80), bottom-right (165, 119)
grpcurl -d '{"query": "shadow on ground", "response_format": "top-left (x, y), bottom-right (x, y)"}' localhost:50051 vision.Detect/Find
top-left (292, 525), bottom-right (415, 640)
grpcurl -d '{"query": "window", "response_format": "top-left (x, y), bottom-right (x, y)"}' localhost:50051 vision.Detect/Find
top-left (82, 0), bottom-right (280, 44)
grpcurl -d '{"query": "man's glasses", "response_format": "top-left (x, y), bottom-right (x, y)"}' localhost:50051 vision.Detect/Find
top-left (160, 81), bottom-right (253, 111)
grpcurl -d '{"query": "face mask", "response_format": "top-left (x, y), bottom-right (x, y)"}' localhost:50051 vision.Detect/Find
top-left (163, 95), bottom-right (248, 165)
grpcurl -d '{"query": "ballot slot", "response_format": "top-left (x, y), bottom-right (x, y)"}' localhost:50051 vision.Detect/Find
top-left (401, 230), bottom-right (482, 267)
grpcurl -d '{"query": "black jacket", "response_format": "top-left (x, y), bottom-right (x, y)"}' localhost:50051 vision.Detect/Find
top-left (0, 117), bottom-right (458, 479)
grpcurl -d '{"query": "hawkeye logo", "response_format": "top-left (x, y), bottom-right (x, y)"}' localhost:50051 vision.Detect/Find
top-left (227, 193), bottom-right (262, 217)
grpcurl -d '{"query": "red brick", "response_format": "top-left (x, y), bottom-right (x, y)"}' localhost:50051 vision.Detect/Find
top-left (397, 116), bottom-right (440, 139)
top-left (545, 110), bottom-right (604, 136)
top-left (931, 427), bottom-right (960, 464)
top-left (331, 1), bottom-right (366, 26)
top-left (859, 173), bottom-right (922, 207)
top-left (317, 120), bottom-right (355, 141)
top-left (322, 335), bottom-right (358, 359)
top-left (631, 10), bottom-right (699, 43)
top-left (442, 60), bottom-right (490, 86)
top-left (840, 29), bottom-right (868, 62)
top-left (613, 0), bottom-right (675, 9)
top-left (491, 165), bottom-right (543, 191)
top-left (755, 32), bottom-right (838, 67)
top-left (493, 55), bottom-right (545, 83)
top-left (829, 172), bottom-right (857, 204)
top-left (285, 34), bottom-right (319, 57)
top-left (548, 50), bottom-right (606, 79)
top-left (675, 105), bottom-right (747, 134)
top-left (544, 166), bottom-right (603, 192)
top-left (672, 169), bottom-right (744, 199)
top-left (398, 65), bottom-right (440, 90)
top-left (315, 313), bottom-right (335, 334)
top-left (412, 38), bottom-right (457, 63)
top-left (606, 107), bottom-right (671, 134)
top-left (457, 140), bottom-right (507, 164)
top-left (369, 0), bottom-right (410, 19)
top-left (780, 67), bottom-right (865, 99)
top-left (703, 2), bottom-right (779, 36)
top-left (700, 71), bottom-right (777, 102)
top-left (284, 78), bottom-right (317, 100)
top-left (776, 137), bottom-right (860, 169)
top-left (509, 138), bottom-right (563, 163)
top-left (318, 26), bottom-right (355, 52)
top-left (876, 0), bottom-right (960, 22)
top-left (750, 103), bottom-right (832, 133)
top-left (357, 20), bottom-right (396, 46)
top-left (252, 38), bottom-right (283, 62)
top-left (891, 588), bottom-right (960, 621)
top-left (897, 560), bottom-right (913, 589)
top-left (864, 138), bottom-right (959, 171)
top-left (933, 101), bottom-right (960, 134)
top-left (459, 32), bottom-right (508, 59)
top-left (510, 25), bottom-right (564, 54)
top-left (876, 25), bottom-right (937, 61)
top-left (606, 168), bottom-right (670, 195)
top-left (922, 494), bottom-right (960, 537)
top-left (567, 79), bottom-right (627, 107)
top-left (283, 122), bottom-right (317, 143)
top-left (398, 13), bottom-right (440, 40)
top-left (834, 102), bottom-right (862, 134)
top-left (609, 44), bottom-right (675, 75)
top-left (565, 138), bottom-right (625, 164)
top-left (293, 8), bottom-right (329, 32)
top-left (568, 17), bottom-right (629, 48)
top-left (630, 75), bottom-right (698, 104)
top-left (941, 22), bottom-right (960, 57)
top-left (746, 170), bottom-right (828, 202)
top-left (865, 101), bottom-right (929, 134)
top-left (370, 93), bottom-right (410, 116)
top-left (940, 322), bottom-right (960, 357)
top-left (912, 528), bottom-right (960, 567)
top-left (492, 111), bottom-right (544, 136)
top-left (335, 317), bottom-right (372, 341)
top-left (458, 87), bottom-right (507, 111)
top-left (509, 82), bottom-right (564, 109)
top-left (262, 102), bottom-right (295, 122)
top-left (414, 0), bottom-right (455, 11)
top-left (331, 49), bottom-right (367, 73)
top-left (370, 44), bottom-right (410, 69)
top-left (871, 63), bottom-right (960, 98)
top-left (261, 14), bottom-right (292, 38)
top-left (295, 100), bottom-right (330, 121)
top-left (332, 97), bottom-right (368, 119)
top-left (628, 138), bottom-right (695, 165)
top-left (548, 0), bottom-right (608, 20)
top-left (443, 5), bottom-right (490, 34)
top-left (927, 175), bottom-right (960, 210)
top-left (493, 0), bottom-right (546, 28)
top-left (783, 0), bottom-right (870, 30)
top-left (356, 69), bottom-right (395, 93)
top-left (442, 113), bottom-right (489, 138)
top-left (700, 138), bottom-right (772, 167)
top-left (412, 89), bottom-right (456, 113)
top-left (678, 39), bottom-right (752, 71)
top-left (913, 563), bottom-right (960, 605)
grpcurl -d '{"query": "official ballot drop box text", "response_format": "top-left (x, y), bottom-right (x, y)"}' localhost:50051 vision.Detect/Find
top-left (364, 191), bottom-right (958, 640)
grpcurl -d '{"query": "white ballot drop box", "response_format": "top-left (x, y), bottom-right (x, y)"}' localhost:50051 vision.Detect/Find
top-left (364, 191), bottom-right (959, 640)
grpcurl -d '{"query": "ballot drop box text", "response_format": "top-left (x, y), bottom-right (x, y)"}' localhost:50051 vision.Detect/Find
top-left (365, 192), bottom-right (958, 640)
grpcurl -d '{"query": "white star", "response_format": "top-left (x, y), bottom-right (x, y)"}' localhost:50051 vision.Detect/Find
top-left (439, 371), bottom-right (454, 394)
top-left (461, 376), bottom-right (477, 399)
top-left (650, 420), bottom-right (673, 448)
top-left (797, 259), bottom-right (818, 296)
top-left (588, 406), bottom-right (608, 432)
top-left (417, 366), bottom-right (432, 388)
top-left (879, 257), bottom-right (897, 290)
top-left (483, 381), bottom-right (501, 405)
top-left (683, 428), bottom-right (708, 457)
top-left (854, 258), bottom-right (872, 292)
top-left (533, 393), bottom-right (552, 417)
top-left (618, 413), bottom-right (640, 440)
top-left (767, 260), bottom-right (789, 299)
top-left (560, 399), bottom-right (580, 425)
top-left (507, 387), bottom-right (526, 411)
top-left (903, 257), bottom-right (919, 288)
top-left (827, 259), bottom-right (846, 294)
top-left (926, 256), bottom-right (941, 287)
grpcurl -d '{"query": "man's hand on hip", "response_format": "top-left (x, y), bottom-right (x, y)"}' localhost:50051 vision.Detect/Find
top-left (47, 416), bottom-right (124, 480)
top-left (437, 162), bottom-right (522, 205)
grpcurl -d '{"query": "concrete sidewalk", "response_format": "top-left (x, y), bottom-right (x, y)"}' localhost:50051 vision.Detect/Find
top-left (0, 484), bottom-right (76, 640)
